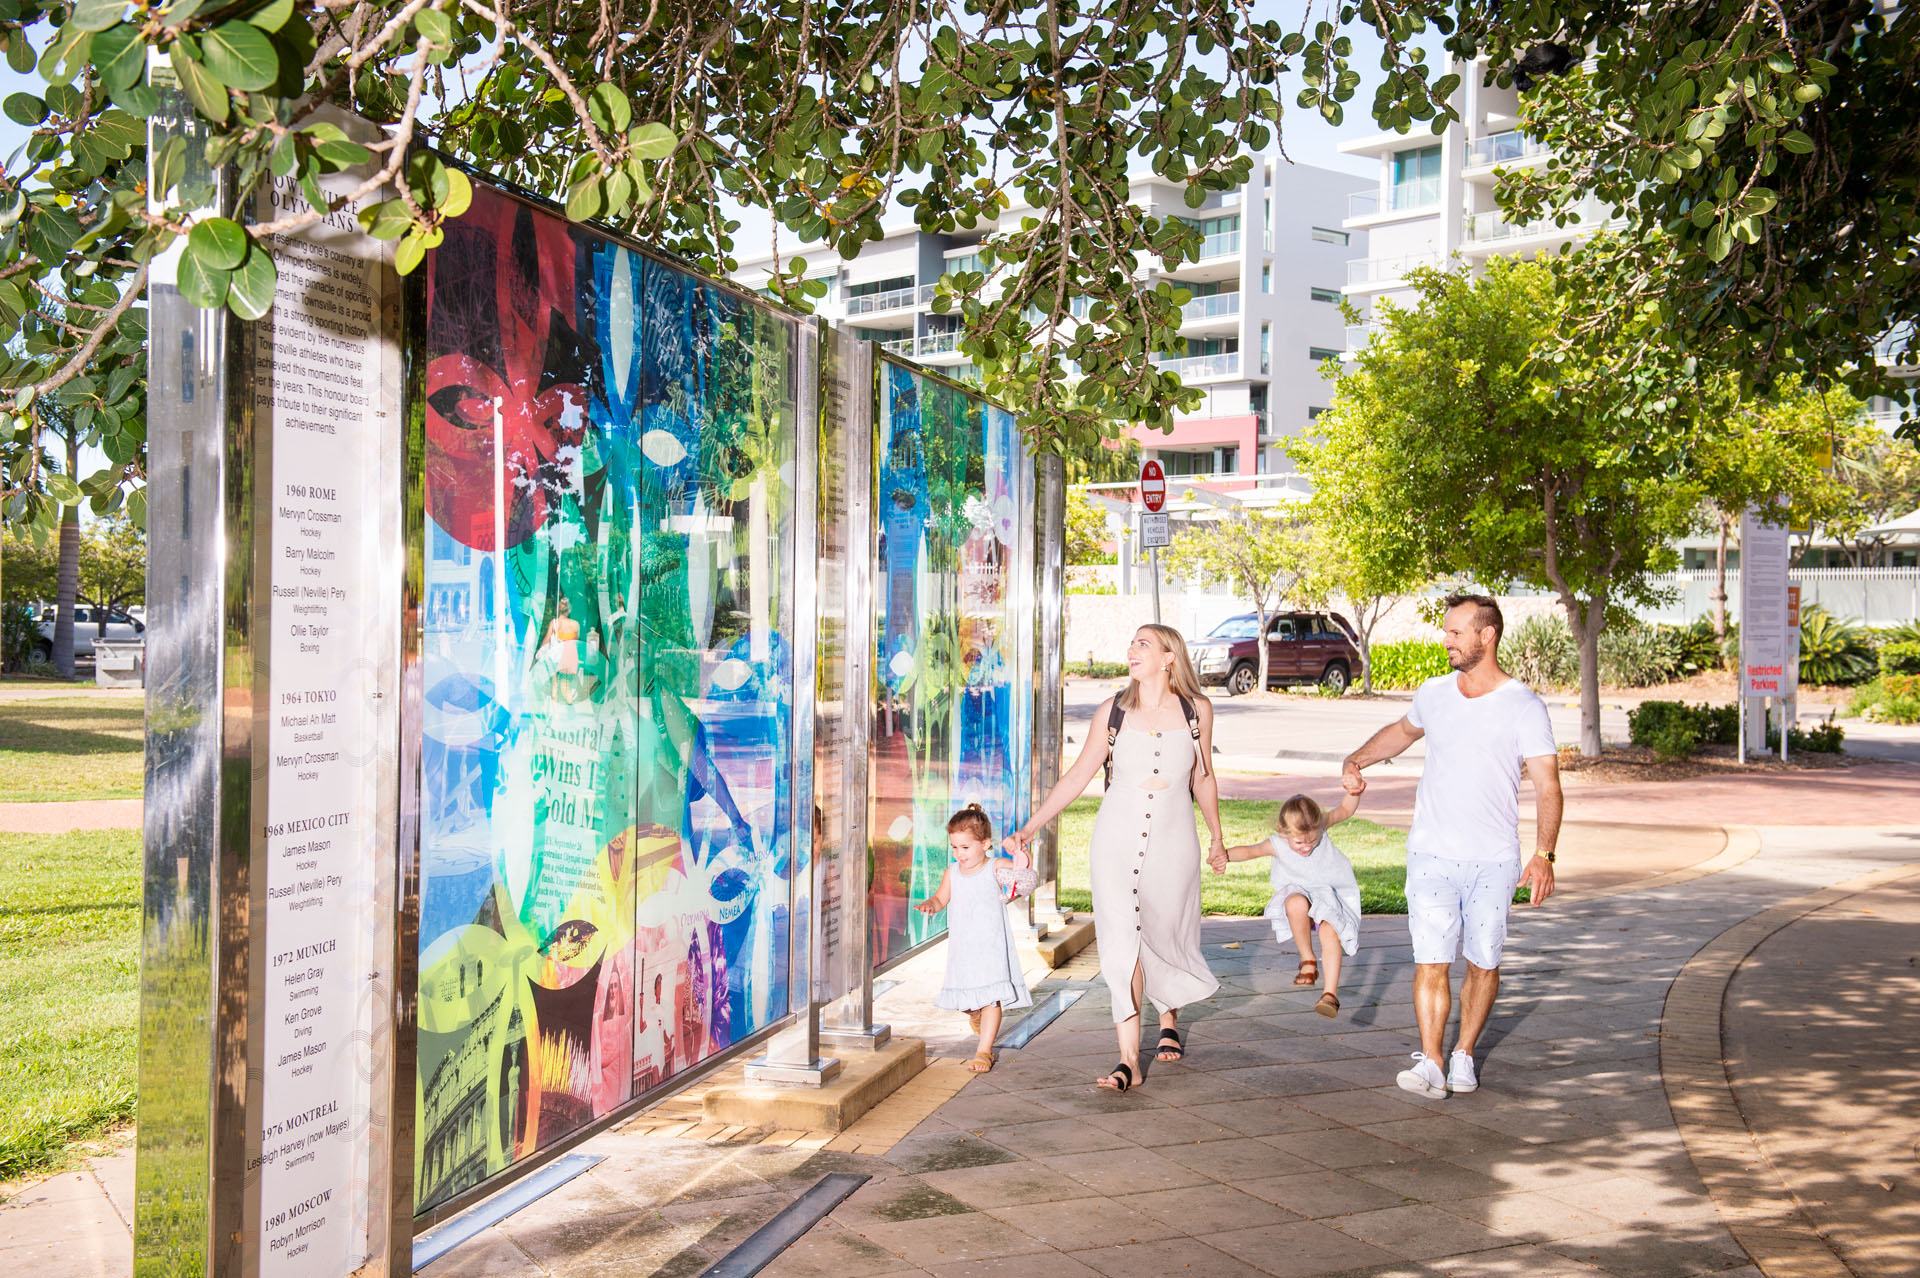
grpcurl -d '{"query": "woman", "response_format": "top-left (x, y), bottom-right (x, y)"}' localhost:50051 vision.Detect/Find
top-left (1007, 624), bottom-right (1224, 1092)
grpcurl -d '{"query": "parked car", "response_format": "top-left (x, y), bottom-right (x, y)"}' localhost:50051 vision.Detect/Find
top-left (1187, 611), bottom-right (1363, 695)
top-left (36, 604), bottom-right (144, 660)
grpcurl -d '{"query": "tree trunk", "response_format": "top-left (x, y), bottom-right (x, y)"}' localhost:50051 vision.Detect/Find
top-left (54, 438), bottom-right (80, 678)
top-left (1711, 511), bottom-right (1731, 641)
top-left (1567, 597), bottom-right (1606, 757)
top-left (1254, 606), bottom-right (1271, 694)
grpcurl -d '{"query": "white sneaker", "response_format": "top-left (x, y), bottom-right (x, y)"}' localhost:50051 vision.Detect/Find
top-left (1448, 1050), bottom-right (1478, 1093)
top-left (1395, 1052), bottom-right (1447, 1099)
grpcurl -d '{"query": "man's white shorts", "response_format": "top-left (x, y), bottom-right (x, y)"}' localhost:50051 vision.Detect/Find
top-left (1405, 853), bottom-right (1522, 970)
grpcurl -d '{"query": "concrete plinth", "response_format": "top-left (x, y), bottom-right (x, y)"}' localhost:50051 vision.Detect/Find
top-left (701, 1037), bottom-right (926, 1133)
top-left (1035, 912), bottom-right (1097, 969)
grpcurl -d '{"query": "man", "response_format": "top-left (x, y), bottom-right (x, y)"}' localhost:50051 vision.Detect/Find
top-left (1342, 594), bottom-right (1563, 1098)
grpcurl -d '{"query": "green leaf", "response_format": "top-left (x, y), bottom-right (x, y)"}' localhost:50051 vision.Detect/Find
top-left (153, 135), bottom-right (188, 199)
top-left (177, 249), bottom-right (230, 309)
top-left (46, 474), bottom-right (81, 504)
top-left (405, 152), bottom-right (451, 206)
top-left (1183, 183), bottom-right (1206, 209)
top-left (90, 23), bottom-right (145, 90)
top-left (188, 216), bottom-right (249, 269)
top-left (226, 247), bottom-right (277, 320)
top-left (200, 21), bottom-right (279, 91)
top-left (566, 176), bottom-right (605, 222)
top-left (111, 79), bottom-right (160, 117)
top-left (1780, 130), bottom-right (1814, 154)
top-left (3, 93), bottom-right (45, 126)
top-left (394, 230), bottom-right (427, 276)
top-left (440, 168), bottom-right (472, 218)
top-left (628, 122), bottom-right (676, 160)
top-left (66, 0), bottom-right (128, 33)
top-left (240, 0), bottom-right (293, 30)
top-left (171, 48), bottom-right (229, 123)
top-left (414, 7), bottom-right (452, 45)
top-left (126, 488), bottom-right (146, 528)
top-left (5, 33), bottom-right (34, 73)
top-left (590, 83), bottom-right (631, 135)
top-left (270, 132), bottom-right (298, 178)
top-left (358, 198), bottom-right (414, 239)
top-left (315, 138), bottom-right (370, 169)
top-left (39, 25), bottom-right (92, 85)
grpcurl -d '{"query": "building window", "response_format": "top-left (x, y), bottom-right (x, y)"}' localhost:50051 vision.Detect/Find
top-left (1262, 266), bottom-right (1272, 293)
top-left (1309, 346), bottom-right (1342, 362)
top-left (1307, 406), bottom-right (1327, 420)
top-left (1261, 324), bottom-right (1271, 374)
top-left (1311, 226), bottom-right (1350, 245)
top-left (1265, 198), bottom-right (1272, 250)
top-left (846, 275), bottom-right (916, 298)
top-left (1391, 146), bottom-right (1443, 210)
top-left (1251, 386), bottom-right (1269, 434)
top-left (1309, 287), bottom-right (1341, 304)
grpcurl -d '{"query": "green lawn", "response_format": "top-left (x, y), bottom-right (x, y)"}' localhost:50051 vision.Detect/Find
top-left (0, 828), bottom-right (142, 1182)
top-left (0, 697), bottom-right (144, 801)
top-left (1052, 796), bottom-right (1412, 916)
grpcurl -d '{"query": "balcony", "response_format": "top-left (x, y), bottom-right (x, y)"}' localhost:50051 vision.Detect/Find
top-left (1179, 293), bottom-right (1242, 322)
top-left (1153, 351), bottom-right (1241, 380)
top-left (880, 331), bottom-right (965, 359)
top-left (1466, 130), bottom-right (1550, 170)
top-left (1197, 229), bottom-right (1241, 259)
top-left (1344, 323), bottom-right (1379, 352)
top-left (1347, 183), bottom-right (1441, 221)
top-left (843, 283), bottom-right (936, 316)
top-left (1464, 197), bottom-right (1620, 246)
top-left (1346, 254), bottom-right (1444, 287)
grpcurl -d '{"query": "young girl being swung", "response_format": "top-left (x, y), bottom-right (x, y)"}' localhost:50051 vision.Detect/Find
top-left (917, 804), bottom-right (1034, 1072)
top-left (1212, 791), bottom-right (1364, 1018)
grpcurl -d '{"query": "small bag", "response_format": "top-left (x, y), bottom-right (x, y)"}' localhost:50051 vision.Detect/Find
top-left (1103, 694), bottom-right (1204, 787)
top-left (993, 855), bottom-right (1038, 900)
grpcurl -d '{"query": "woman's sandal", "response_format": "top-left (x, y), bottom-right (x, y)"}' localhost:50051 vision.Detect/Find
top-left (966, 1049), bottom-right (995, 1073)
top-left (1293, 959), bottom-right (1320, 987)
top-left (1096, 1061), bottom-right (1136, 1092)
top-left (1315, 991), bottom-right (1340, 1019)
top-left (1155, 1029), bottom-right (1185, 1062)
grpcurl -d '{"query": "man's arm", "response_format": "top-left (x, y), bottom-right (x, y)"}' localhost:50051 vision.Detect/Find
top-left (1519, 753), bottom-right (1562, 908)
top-left (1341, 716), bottom-right (1423, 794)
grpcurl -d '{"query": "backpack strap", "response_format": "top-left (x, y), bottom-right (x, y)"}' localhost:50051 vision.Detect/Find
top-left (1102, 698), bottom-right (1125, 787)
top-left (1177, 694), bottom-right (1208, 778)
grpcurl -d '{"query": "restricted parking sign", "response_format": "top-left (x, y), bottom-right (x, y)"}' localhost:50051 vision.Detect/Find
top-left (1139, 458), bottom-right (1166, 513)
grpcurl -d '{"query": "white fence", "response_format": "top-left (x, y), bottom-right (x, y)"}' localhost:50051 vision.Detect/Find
top-left (1628, 569), bottom-right (1920, 628)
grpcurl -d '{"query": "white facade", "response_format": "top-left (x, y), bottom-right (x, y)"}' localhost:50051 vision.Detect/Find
top-left (730, 155), bottom-right (1367, 478)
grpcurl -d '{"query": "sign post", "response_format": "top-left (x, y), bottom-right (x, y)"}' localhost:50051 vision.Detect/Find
top-left (1738, 504), bottom-right (1793, 762)
top-left (1139, 459), bottom-right (1167, 624)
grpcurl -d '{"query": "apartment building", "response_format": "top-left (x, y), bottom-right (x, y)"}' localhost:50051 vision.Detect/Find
top-left (731, 156), bottom-right (1368, 479)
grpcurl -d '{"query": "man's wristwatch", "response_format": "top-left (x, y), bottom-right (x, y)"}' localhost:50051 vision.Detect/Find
top-left (1535, 850), bottom-right (1556, 864)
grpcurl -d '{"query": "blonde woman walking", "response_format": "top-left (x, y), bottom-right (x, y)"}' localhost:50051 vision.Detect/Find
top-left (1007, 625), bottom-right (1224, 1092)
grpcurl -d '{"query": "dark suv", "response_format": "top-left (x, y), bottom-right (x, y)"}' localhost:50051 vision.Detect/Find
top-left (1187, 612), bottom-right (1363, 695)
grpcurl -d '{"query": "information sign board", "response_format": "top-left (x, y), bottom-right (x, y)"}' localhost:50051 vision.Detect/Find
top-left (1140, 512), bottom-right (1171, 549)
top-left (1740, 505), bottom-right (1792, 697)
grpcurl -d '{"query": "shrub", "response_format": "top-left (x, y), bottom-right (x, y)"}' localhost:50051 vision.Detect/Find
top-left (1797, 606), bottom-right (1877, 686)
top-left (1, 601), bottom-right (39, 673)
top-left (1771, 718), bottom-right (1845, 754)
top-left (1675, 617), bottom-right (1726, 675)
top-left (1367, 640), bottom-right (1450, 690)
top-left (1074, 659), bottom-right (1128, 678)
top-left (1506, 614), bottom-right (1578, 690)
top-left (1645, 717), bottom-right (1700, 761)
top-left (1600, 621), bottom-right (1685, 687)
top-left (1629, 700), bottom-right (1738, 750)
top-left (1851, 674), bottom-right (1920, 725)
top-left (1878, 640), bottom-right (1920, 677)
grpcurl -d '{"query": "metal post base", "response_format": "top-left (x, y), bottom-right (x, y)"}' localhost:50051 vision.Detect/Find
top-left (744, 1056), bottom-right (843, 1087)
top-left (818, 1024), bottom-right (892, 1052)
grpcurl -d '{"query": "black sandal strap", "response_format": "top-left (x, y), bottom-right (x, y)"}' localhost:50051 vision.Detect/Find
top-left (1104, 1062), bottom-right (1134, 1091)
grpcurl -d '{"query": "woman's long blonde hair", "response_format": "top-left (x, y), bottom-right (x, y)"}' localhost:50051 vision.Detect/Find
top-left (1117, 624), bottom-right (1206, 710)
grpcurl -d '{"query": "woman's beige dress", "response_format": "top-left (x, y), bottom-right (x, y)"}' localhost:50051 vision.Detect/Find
top-left (1091, 722), bottom-right (1220, 1022)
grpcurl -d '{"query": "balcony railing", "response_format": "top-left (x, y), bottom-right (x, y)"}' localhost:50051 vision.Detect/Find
top-left (880, 331), bottom-right (965, 359)
top-left (1465, 197), bottom-right (1621, 244)
top-left (1180, 293), bottom-right (1242, 321)
top-left (1347, 184), bottom-right (1441, 220)
top-left (1467, 130), bottom-right (1551, 169)
top-left (1347, 253), bottom-right (1443, 286)
top-left (1153, 351), bottom-right (1241, 379)
top-left (1196, 229), bottom-right (1241, 259)
top-left (843, 283), bottom-right (936, 315)
top-left (1345, 323), bottom-right (1379, 352)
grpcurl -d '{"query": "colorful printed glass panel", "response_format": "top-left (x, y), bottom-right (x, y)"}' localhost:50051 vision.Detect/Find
top-left (414, 184), bottom-right (797, 1213)
top-left (870, 360), bottom-right (1031, 967)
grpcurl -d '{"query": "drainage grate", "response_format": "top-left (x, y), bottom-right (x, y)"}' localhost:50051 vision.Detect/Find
top-left (998, 988), bottom-right (1086, 1049)
top-left (697, 1172), bottom-right (871, 1277)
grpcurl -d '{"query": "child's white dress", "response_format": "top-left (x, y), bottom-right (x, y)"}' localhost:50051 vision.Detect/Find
top-left (1265, 832), bottom-right (1363, 956)
top-left (936, 860), bottom-right (1035, 1012)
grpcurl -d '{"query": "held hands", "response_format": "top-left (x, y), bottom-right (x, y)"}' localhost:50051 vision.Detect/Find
top-left (1340, 761), bottom-right (1367, 796)
top-left (1207, 839), bottom-right (1228, 875)
top-left (1003, 832), bottom-right (1030, 861)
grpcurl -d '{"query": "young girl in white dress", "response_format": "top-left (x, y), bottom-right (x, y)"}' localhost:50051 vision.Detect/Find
top-left (1219, 792), bottom-right (1364, 1018)
top-left (917, 804), bottom-right (1033, 1073)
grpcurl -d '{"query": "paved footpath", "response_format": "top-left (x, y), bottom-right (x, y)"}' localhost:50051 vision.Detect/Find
top-left (7, 817), bottom-right (1917, 1275)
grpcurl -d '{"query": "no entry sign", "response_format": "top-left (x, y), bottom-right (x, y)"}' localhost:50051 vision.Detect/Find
top-left (1139, 458), bottom-right (1167, 513)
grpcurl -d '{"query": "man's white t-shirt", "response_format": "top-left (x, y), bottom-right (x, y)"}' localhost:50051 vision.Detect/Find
top-left (1406, 672), bottom-right (1557, 865)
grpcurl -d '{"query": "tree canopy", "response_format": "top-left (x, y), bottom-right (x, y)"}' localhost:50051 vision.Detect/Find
top-left (0, 0), bottom-right (1913, 545)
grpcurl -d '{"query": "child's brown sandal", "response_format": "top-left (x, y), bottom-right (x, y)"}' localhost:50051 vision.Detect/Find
top-left (1293, 959), bottom-right (1319, 986)
top-left (966, 1049), bottom-right (995, 1073)
top-left (1315, 991), bottom-right (1340, 1018)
